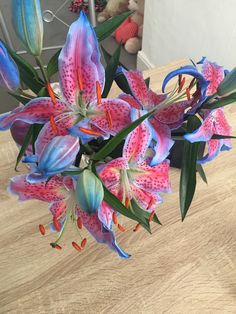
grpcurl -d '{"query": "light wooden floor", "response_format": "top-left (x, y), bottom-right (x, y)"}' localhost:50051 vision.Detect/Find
top-left (0, 61), bottom-right (236, 313)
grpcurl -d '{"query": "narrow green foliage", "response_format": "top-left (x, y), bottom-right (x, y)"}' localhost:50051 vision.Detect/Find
top-left (15, 125), bottom-right (34, 170)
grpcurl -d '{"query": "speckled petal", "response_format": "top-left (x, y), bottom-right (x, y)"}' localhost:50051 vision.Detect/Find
top-left (98, 201), bottom-right (114, 230)
top-left (77, 207), bottom-right (130, 259)
top-left (90, 98), bottom-right (131, 136)
top-left (118, 93), bottom-right (141, 109)
top-left (202, 59), bottom-right (224, 96)
top-left (0, 97), bottom-right (67, 130)
top-left (123, 110), bottom-right (152, 164)
top-left (155, 100), bottom-right (191, 130)
top-left (131, 160), bottom-right (171, 194)
top-left (131, 185), bottom-right (162, 212)
top-left (58, 11), bottom-right (104, 104)
top-left (150, 118), bottom-right (174, 165)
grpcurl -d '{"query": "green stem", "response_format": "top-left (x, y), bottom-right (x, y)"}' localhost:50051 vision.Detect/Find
top-left (35, 56), bottom-right (48, 83)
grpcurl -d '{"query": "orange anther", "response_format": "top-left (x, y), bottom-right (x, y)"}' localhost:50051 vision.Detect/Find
top-left (77, 72), bottom-right (83, 91)
top-left (112, 212), bottom-right (118, 225)
top-left (149, 210), bottom-right (155, 223)
top-left (118, 224), bottom-right (126, 232)
top-left (54, 244), bottom-right (62, 250)
top-left (125, 197), bottom-right (130, 208)
top-left (96, 81), bottom-right (102, 106)
top-left (53, 217), bottom-right (61, 232)
top-left (147, 197), bottom-right (154, 210)
top-left (50, 116), bottom-right (58, 134)
top-left (106, 109), bottom-right (113, 128)
top-left (178, 77), bottom-right (186, 93)
top-left (133, 223), bottom-right (141, 232)
top-left (46, 83), bottom-right (57, 107)
top-left (186, 87), bottom-right (191, 100)
top-left (79, 127), bottom-right (101, 137)
top-left (72, 241), bottom-right (82, 252)
top-left (38, 224), bottom-right (45, 236)
top-left (77, 217), bottom-right (83, 230)
top-left (81, 238), bottom-right (87, 248)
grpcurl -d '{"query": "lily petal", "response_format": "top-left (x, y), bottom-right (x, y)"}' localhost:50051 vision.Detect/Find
top-left (155, 100), bottom-right (191, 130)
top-left (131, 160), bottom-right (171, 194)
top-left (131, 185), bottom-right (162, 212)
top-left (77, 207), bottom-right (130, 259)
top-left (162, 65), bottom-right (209, 97)
top-left (8, 174), bottom-right (67, 203)
top-left (150, 118), bottom-right (174, 165)
top-left (0, 97), bottom-right (67, 131)
top-left (198, 139), bottom-right (223, 164)
top-left (0, 40), bottom-right (20, 90)
top-left (123, 70), bottom-right (149, 106)
top-left (99, 157), bottom-right (128, 190)
top-left (31, 135), bottom-right (80, 181)
top-left (202, 59), bottom-right (224, 96)
top-left (123, 110), bottom-right (152, 164)
top-left (98, 201), bottom-right (114, 230)
top-left (118, 93), bottom-right (141, 109)
top-left (36, 114), bottom-right (76, 152)
top-left (59, 11), bottom-right (104, 104)
top-left (90, 98), bottom-right (131, 136)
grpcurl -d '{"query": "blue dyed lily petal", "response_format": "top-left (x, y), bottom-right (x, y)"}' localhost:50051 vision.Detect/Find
top-left (26, 135), bottom-right (80, 182)
top-left (0, 40), bottom-right (20, 91)
top-left (162, 65), bottom-right (209, 97)
top-left (12, 0), bottom-right (44, 56)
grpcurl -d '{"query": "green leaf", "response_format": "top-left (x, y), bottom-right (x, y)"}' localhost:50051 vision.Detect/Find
top-left (196, 164), bottom-right (208, 184)
top-left (103, 186), bottom-right (151, 233)
top-left (130, 199), bottom-right (162, 226)
top-left (62, 169), bottom-right (84, 176)
top-left (102, 43), bottom-right (122, 98)
top-left (145, 77), bottom-right (150, 88)
top-left (8, 92), bottom-right (32, 105)
top-left (115, 71), bottom-right (132, 94)
top-left (95, 12), bottom-right (131, 42)
top-left (92, 110), bottom-right (154, 161)
top-left (47, 49), bottom-right (61, 78)
top-left (203, 92), bottom-right (236, 110)
top-left (212, 134), bottom-right (236, 139)
top-left (32, 124), bottom-right (43, 154)
top-left (179, 116), bottom-right (201, 221)
top-left (15, 125), bottom-right (34, 170)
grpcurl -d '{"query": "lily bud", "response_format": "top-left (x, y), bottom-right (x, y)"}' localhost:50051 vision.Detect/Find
top-left (12, 0), bottom-right (44, 56)
top-left (217, 67), bottom-right (236, 96)
top-left (0, 40), bottom-right (20, 91)
top-left (76, 170), bottom-right (104, 214)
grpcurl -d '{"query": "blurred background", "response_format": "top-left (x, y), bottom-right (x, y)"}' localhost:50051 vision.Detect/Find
top-left (1, 0), bottom-right (236, 113)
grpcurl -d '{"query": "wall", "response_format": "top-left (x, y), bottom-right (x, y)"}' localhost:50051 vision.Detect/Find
top-left (138, 0), bottom-right (236, 70)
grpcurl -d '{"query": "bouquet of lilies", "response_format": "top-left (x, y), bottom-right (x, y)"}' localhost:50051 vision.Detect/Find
top-left (0, 0), bottom-right (235, 258)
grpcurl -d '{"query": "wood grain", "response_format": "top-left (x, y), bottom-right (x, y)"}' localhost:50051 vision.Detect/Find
top-left (0, 60), bottom-right (236, 314)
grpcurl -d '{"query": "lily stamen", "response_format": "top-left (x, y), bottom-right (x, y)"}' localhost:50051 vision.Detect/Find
top-left (53, 216), bottom-right (61, 232)
top-left (47, 82), bottom-right (57, 107)
top-left (38, 224), bottom-right (46, 235)
top-left (96, 81), bottom-right (102, 106)
top-left (133, 223), bottom-right (141, 232)
top-left (79, 127), bottom-right (101, 136)
top-left (77, 72), bottom-right (83, 91)
top-left (81, 238), bottom-right (87, 248)
top-left (178, 77), bottom-right (186, 93)
top-left (77, 217), bottom-right (83, 229)
top-left (72, 241), bottom-right (82, 252)
top-left (186, 87), bottom-right (191, 100)
top-left (118, 224), bottom-right (126, 232)
top-left (112, 212), bottom-right (118, 225)
top-left (149, 210), bottom-right (155, 223)
top-left (50, 116), bottom-right (58, 134)
top-left (106, 109), bottom-right (113, 128)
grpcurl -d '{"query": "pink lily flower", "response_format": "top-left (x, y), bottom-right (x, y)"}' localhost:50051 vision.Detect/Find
top-left (185, 108), bottom-right (232, 164)
top-left (9, 174), bottom-right (129, 258)
top-left (98, 114), bottom-right (171, 230)
top-left (0, 12), bottom-right (131, 149)
top-left (185, 59), bottom-right (232, 163)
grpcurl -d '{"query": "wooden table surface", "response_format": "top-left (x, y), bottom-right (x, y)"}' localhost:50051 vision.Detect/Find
top-left (0, 60), bottom-right (236, 314)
